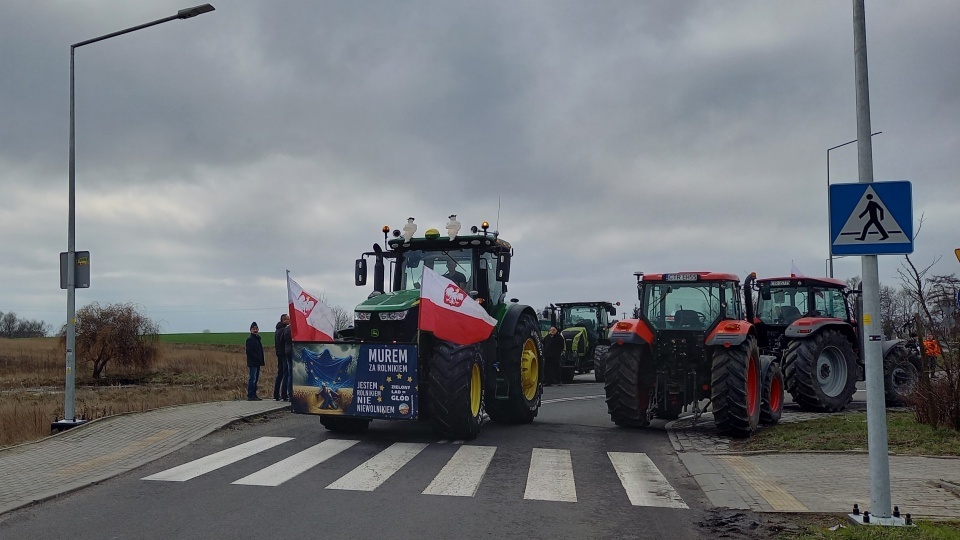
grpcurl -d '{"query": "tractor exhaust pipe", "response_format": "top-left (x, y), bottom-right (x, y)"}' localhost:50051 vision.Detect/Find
top-left (743, 272), bottom-right (756, 323)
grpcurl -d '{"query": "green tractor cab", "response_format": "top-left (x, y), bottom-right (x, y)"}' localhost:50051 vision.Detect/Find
top-left (290, 218), bottom-right (543, 440)
top-left (546, 301), bottom-right (619, 383)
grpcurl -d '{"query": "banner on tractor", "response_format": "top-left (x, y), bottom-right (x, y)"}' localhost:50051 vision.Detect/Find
top-left (419, 267), bottom-right (496, 345)
top-left (290, 343), bottom-right (419, 420)
top-left (287, 272), bottom-right (336, 342)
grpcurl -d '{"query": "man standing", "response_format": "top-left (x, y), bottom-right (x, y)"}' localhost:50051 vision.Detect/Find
top-left (542, 326), bottom-right (564, 386)
top-left (280, 319), bottom-right (294, 402)
top-left (273, 314), bottom-right (290, 401)
top-left (245, 322), bottom-right (264, 401)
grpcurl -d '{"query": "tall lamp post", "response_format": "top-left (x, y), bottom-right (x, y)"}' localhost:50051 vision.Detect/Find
top-left (826, 130), bottom-right (881, 278)
top-left (58, 4), bottom-right (215, 432)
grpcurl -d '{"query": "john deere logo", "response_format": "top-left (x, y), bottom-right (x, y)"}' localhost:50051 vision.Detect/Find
top-left (371, 329), bottom-right (380, 337)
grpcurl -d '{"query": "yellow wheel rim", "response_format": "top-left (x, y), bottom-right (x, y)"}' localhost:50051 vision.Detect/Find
top-left (470, 362), bottom-right (482, 417)
top-left (521, 338), bottom-right (540, 401)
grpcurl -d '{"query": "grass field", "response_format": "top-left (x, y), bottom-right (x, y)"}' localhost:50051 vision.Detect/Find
top-left (732, 412), bottom-right (960, 456)
top-left (158, 331), bottom-right (276, 348)
top-left (0, 336), bottom-right (279, 448)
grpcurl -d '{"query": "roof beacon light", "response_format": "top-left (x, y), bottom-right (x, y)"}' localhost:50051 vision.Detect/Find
top-left (424, 228), bottom-right (441, 240)
top-left (402, 217), bottom-right (417, 242)
top-left (481, 221), bottom-right (489, 234)
top-left (446, 214), bottom-right (461, 240)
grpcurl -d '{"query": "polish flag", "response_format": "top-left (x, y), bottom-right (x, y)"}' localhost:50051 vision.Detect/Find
top-left (287, 273), bottom-right (336, 342)
top-left (419, 266), bottom-right (496, 345)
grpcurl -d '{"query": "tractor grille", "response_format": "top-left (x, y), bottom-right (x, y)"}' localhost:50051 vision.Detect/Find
top-left (353, 308), bottom-right (419, 343)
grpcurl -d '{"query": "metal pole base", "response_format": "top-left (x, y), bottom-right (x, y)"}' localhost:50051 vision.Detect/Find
top-left (51, 418), bottom-right (88, 433)
top-left (847, 513), bottom-right (912, 527)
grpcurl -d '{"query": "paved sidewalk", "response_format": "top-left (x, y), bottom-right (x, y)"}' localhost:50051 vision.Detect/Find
top-left (668, 406), bottom-right (960, 520)
top-left (0, 400), bottom-right (287, 515)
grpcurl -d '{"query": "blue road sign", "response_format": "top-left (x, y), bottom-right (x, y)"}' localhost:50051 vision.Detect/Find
top-left (830, 180), bottom-right (913, 256)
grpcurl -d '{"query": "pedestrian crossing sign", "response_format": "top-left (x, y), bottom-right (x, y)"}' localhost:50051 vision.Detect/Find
top-left (830, 181), bottom-right (913, 255)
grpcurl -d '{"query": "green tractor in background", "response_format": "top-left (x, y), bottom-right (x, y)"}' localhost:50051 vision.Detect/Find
top-left (290, 217), bottom-right (543, 441)
top-left (545, 301), bottom-right (619, 383)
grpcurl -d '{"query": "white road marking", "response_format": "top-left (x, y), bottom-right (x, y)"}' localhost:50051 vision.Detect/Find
top-left (422, 445), bottom-right (496, 497)
top-left (325, 442), bottom-right (427, 491)
top-left (540, 394), bottom-right (605, 405)
top-left (142, 436), bottom-right (292, 482)
top-left (608, 452), bottom-right (688, 508)
top-left (523, 448), bottom-right (577, 502)
top-left (231, 439), bottom-right (359, 486)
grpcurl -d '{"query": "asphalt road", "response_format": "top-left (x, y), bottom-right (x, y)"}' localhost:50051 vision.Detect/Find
top-left (0, 375), bottom-right (731, 540)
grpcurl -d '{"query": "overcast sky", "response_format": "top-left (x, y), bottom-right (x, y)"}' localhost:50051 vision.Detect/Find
top-left (2, 1), bottom-right (958, 334)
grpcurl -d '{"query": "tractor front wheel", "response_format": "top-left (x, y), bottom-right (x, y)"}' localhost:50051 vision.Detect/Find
top-left (429, 340), bottom-right (484, 440)
top-left (594, 345), bottom-right (609, 382)
top-left (486, 314), bottom-right (542, 424)
top-left (711, 338), bottom-right (761, 438)
top-left (760, 360), bottom-right (784, 425)
top-left (603, 343), bottom-right (653, 428)
top-left (782, 329), bottom-right (857, 412)
top-left (883, 344), bottom-right (921, 407)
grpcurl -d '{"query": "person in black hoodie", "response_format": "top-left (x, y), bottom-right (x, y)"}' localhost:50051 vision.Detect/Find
top-left (542, 326), bottom-right (564, 386)
top-left (273, 314), bottom-right (290, 401)
top-left (245, 322), bottom-right (264, 401)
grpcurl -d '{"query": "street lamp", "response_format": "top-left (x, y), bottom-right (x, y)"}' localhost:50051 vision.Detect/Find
top-left (826, 130), bottom-right (881, 278)
top-left (58, 4), bottom-right (215, 432)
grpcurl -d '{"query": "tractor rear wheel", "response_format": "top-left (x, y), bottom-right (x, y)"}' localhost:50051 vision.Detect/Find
top-left (429, 340), bottom-right (484, 440)
top-left (319, 416), bottom-right (371, 433)
top-left (603, 343), bottom-right (653, 428)
top-left (486, 314), bottom-right (542, 424)
top-left (760, 360), bottom-right (784, 425)
top-left (883, 344), bottom-right (921, 407)
top-left (594, 345), bottom-right (609, 382)
top-left (782, 329), bottom-right (857, 412)
top-left (711, 338), bottom-right (761, 438)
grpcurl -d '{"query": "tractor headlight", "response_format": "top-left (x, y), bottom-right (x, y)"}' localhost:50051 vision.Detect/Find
top-left (355, 311), bottom-right (372, 321)
top-left (379, 310), bottom-right (409, 321)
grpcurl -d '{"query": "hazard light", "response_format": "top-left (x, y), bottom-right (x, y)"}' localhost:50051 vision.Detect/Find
top-left (615, 322), bottom-right (632, 331)
top-left (723, 322), bottom-right (741, 332)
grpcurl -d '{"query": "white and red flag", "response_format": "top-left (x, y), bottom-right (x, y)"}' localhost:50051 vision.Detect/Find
top-left (419, 266), bottom-right (497, 345)
top-left (286, 272), bottom-right (336, 342)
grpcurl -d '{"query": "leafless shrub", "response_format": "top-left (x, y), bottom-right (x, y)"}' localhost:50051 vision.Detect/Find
top-left (59, 303), bottom-right (161, 379)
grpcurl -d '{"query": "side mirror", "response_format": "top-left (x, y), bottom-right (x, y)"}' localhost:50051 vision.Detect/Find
top-left (355, 258), bottom-right (368, 286)
top-left (606, 305), bottom-right (617, 316)
top-left (760, 283), bottom-right (771, 301)
top-left (496, 252), bottom-right (511, 282)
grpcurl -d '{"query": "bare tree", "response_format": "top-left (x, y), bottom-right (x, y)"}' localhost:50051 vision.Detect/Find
top-left (59, 302), bottom-right (160, 378)
top-left (0, 311), bottom-right (51, 338)
top-left (331, 305), bottom-right (352, 331)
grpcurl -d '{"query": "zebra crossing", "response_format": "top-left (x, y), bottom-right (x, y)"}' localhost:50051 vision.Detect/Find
top-left (142, 437), bottom-right (688, 509)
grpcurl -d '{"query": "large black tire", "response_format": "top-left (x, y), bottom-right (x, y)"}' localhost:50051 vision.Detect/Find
top-left (782, 329), bottom-right (858, 412)
top-left (883, 344), bottom-right (921, 407)
top-left (711, 338), bottom-right (762, 438)
top-left (603, 344), bottom-right (653, 428)
top-left (594, 345), bottom-right (609, 382)
top-left (760, 359), bottom-right (784, 426)
top-left (485, 314), bottom-right (543, 424)
top-left (428, 340), bottom-right (484, 440)
top-left (318, 416), bottom-right (371, 433)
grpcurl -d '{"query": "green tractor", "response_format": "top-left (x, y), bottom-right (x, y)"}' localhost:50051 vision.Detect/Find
top-left (290, 218), bottom-right (543, 441)
top-left (546, 302), bottom-right (619, 383)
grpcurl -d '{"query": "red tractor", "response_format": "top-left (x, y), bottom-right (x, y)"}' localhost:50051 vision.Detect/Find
top-left (604, 272), bottom-right (784, 438)
top-left (744, 274), bottom-right (921, 410)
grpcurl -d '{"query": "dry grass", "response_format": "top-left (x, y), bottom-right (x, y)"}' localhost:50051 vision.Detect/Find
top-left (0, 338), bottom-right (280, 448)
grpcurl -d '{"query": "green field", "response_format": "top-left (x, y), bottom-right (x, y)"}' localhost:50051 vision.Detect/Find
top-left (158, 332), bottom-right (276, 348)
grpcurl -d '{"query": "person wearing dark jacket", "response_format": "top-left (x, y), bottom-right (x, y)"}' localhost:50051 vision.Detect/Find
top-left (245, 322), bottom-right (265, 401)
top-left (542, 326), bottom-right (564, 386)
top-left (280, 322), bottom-right (294, 400)
top-left (273, 314), bottom-right (290, 401)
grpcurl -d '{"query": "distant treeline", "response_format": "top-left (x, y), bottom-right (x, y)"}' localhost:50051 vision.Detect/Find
top-left (0, 312), bottom-right (51, 338)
